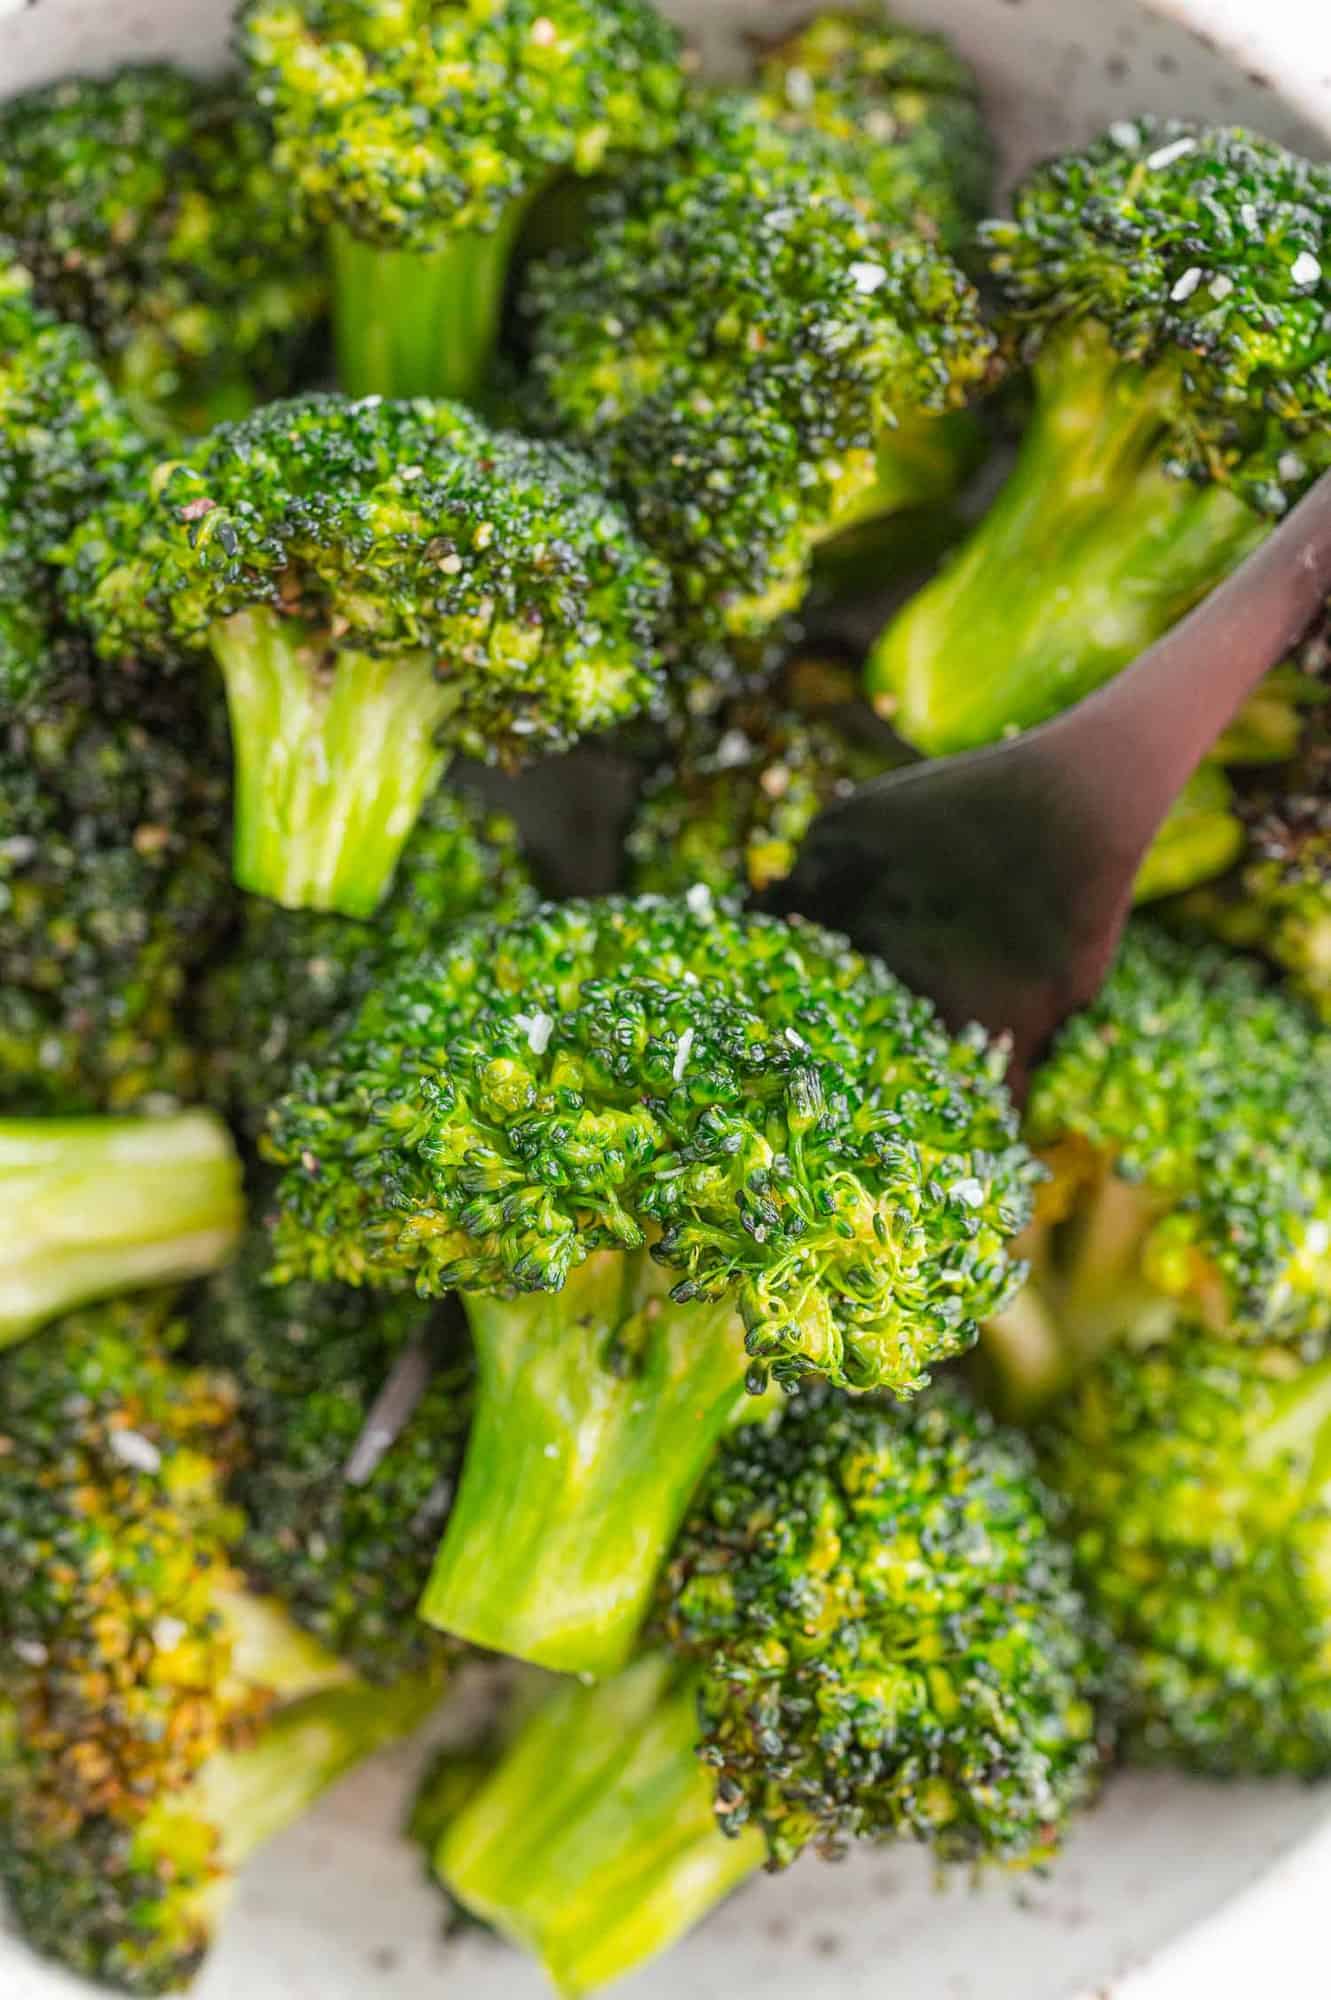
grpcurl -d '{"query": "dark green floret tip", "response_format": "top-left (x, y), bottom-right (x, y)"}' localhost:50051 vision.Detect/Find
top-left (1039, 1329), bottom-right (1331, 1777)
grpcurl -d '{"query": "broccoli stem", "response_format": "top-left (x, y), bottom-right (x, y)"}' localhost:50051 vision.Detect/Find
top-left (329, 200), bottom-right (531, 402)
top-left (435, 1655), bottom-right (766, 1997)
top-left (1132, 767), bottom-right (1243, 904)
top-left (209, 606), bottom-right (455, 917)
top-left (0, 1111), bottom-right (243, 1349)
top-left (865, 322), bottom-right (1269, 754)
top-left (420, 1250), bottom-right (753, 1674)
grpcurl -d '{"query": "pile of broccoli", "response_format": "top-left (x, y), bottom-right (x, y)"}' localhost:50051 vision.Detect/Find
top-left (6, 2), bottom-right (1331, 1994)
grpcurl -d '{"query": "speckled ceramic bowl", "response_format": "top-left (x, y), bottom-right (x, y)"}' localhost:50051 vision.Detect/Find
top-left (3, 3), bottom-right (1330, 1995)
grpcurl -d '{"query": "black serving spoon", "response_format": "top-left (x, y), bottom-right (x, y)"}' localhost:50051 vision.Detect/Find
top-left (760, 468), bottom-right (1331, 1098)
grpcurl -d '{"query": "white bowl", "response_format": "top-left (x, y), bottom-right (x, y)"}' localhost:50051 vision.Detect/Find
top-left (3, 3), bottom-right (1330, 1996)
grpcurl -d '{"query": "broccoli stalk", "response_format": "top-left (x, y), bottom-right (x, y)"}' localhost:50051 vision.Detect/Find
top-left (431, 1656), bottom-right (764, 1996)
top-left (268, 895), bottom-right (1037, 1674)
top-left (67, 393), bottom-right (666, 917)
top-left (242, 0), bottom-right (686, 403)
top-left (422, 1252), bottom-right (754, 1670)
top-left (425, 1384), bottom-right (1104, 1995)
top-left (866, 121), bottom-right (1331, 757)
top-left (0, 1111), bottom-right (243, 1350)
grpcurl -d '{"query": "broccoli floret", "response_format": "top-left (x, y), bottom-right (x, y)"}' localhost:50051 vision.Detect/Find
top-left (867, 120), bottom-right (1331, 756)
top-left (523, 96), bottom-right (996, 682)
top-left (0, 1110), bottom-right (243, 1352)
top-left (0, 653), bottom-right (233, 1114)
top-left (266, 891), bottom-right (1035, 1673)
top-left (628, 656), bottom-right (905, 898)
top-left (1039, 1328), bottom-right (1331, 1777)
top-left (982, 923), bottom-right (1331, 1414)
top-left (0, 66), bottom-right (325, 440)
top-left (0, 1295), bottom-right (446, 1994)
top-left (190, 1236), bottom-right (472, 1685)
top-left (200, 786), bottom-right (532, 1139)
top-left (0, 256), bottom-right (145, 704)
top-left (66, 392), bottom-right (667, 918)
top-left (427, 1382), bottom-right (1104, 1995)
top-left (751, 5), bottom-right (995, 250)
top-left (240, 0), bottom-right (685, 403)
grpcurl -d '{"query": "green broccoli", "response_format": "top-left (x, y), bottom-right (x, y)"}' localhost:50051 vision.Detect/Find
top-left (867, 120), bottom-right (1331, 757)
top-left (0, 66), bottom-right (325, 440)
top-left (628, 656), bottom-right (904, 898)
top-left (200, 786), bottom-right (532, 1140)
top-left (66, 392), bottom-right (668, 918)
top-left (0, 1110), bottom-right (243, 1351)
top-left (1039, 1328), bottom-right (1331, 1777)
top-left (0, 254), bottom-right (145, 705)
top-left (1131, 764), bottom-right (1246, 905)
top-left (0, 1295), bottom-right (447, 1995)
top-left (240, 0), bottom-right (686, 403)
top-left (751, 4), bottom-right (995, 251)
top-left (266, 892), bottom-right (1036, 1673)
top-left (522, 95), bottom-right (996, 681)
top-left (190, 1235), bottom-right (473, 1685)
top-left (425, 1381), bottom-right (1105, 1995)
top-left (982, 923), bottom-right (1331, 1415)
top-left (1, 651), bottom-right (233, 1115)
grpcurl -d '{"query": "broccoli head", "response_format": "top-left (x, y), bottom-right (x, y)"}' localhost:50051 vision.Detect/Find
top-left (201, 785), bottom-right (532, 1139)
top-left (523, 96), bottom-right (996, 681)
top-left (0, 652), bottom-right (233, 1115)
top-left (983, 923), bottom-right (1331, 1414)
top-left (0, 66), bottom-right (325, 440)
top-left (628, 656), bottom-right (904, 898)
top-left (751, 5), bottom-right (995, 250)
top-left (267, 891), bottom-right (1035, 1672)
top-left (66, 392), bottom-right (667, 917)
top-left (0, 1110), bottom-right (243, 1352)
top-left (241, 0), bottom-right (685, 402)
top-left (868, 119), bottom-right (1331, 756)
top-left (190, 1235), bottom-right (472, 1685)
top-left (0, 1295), bottom-right (445, 1994)
top-left (0, 256), bottom-right (145, 705)
top-left (430, 1381), bottom-right (1105, 1995)
top-left (1040, 1328), bottom-right (1331, 1778)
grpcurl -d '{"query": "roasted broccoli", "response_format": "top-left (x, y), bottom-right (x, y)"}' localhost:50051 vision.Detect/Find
top-left (523, 95), bottom-right (996, 682)
top-left (868, 120), bottom-right (1331, 756)
top-left (0, 66), bottom-right (324, 440)
top-left (240, 0), bottom-right (686, 403)
top-left (628, 656), bottom-right (904, 899)
top-left (66, 392), bottom-right (667, 917)
top-left (0, 651), bottom-right (233, 1114)
top-left (0, 254), bottom-right (145, 704)
top-left (982, 923), bottom-right (1331, 1414)
top-left (190, 1235), bottom-right (472, 1685)
top-left (751, 4), bottom-right (995, 250)
top-left (0, 1294), bottom-right (446, 1995)
top-left (1040, 1328), bottom-right (1331, 1777)
top-left (201, 786), bottom-right (532, 1139)
top-left (425, 1381), bottom-right (1105, 1995)
top-left (0, 1110), bottom-right (243, 1351)
top-left (266, 891), bottom-right (1036, 1673)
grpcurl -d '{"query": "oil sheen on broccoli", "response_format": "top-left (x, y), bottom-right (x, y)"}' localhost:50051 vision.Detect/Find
top-left (983, 923), bottom-right (1331, 1414)
top-left (523, 95), bottom-right (996, 687)
top-left (241, 0), bottom-right (686, 402)
top-left (0, 1296), bottom-right (447, 1994)
top-left (427, 1382), bottom-right (1105, 1996)
top-left (267, 892), bottom-right (1036, 1674)
top-left (66, 392), bottom-right (667, 918)
top-left (0, 1110), bottom-right (243, 1352)
top-left (0, 66), bottom-right (325, 439)
top-left (868, 120), bottom-right (1331, 755)
top-left (1040, 1328), bottom-right (1331, 1777)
